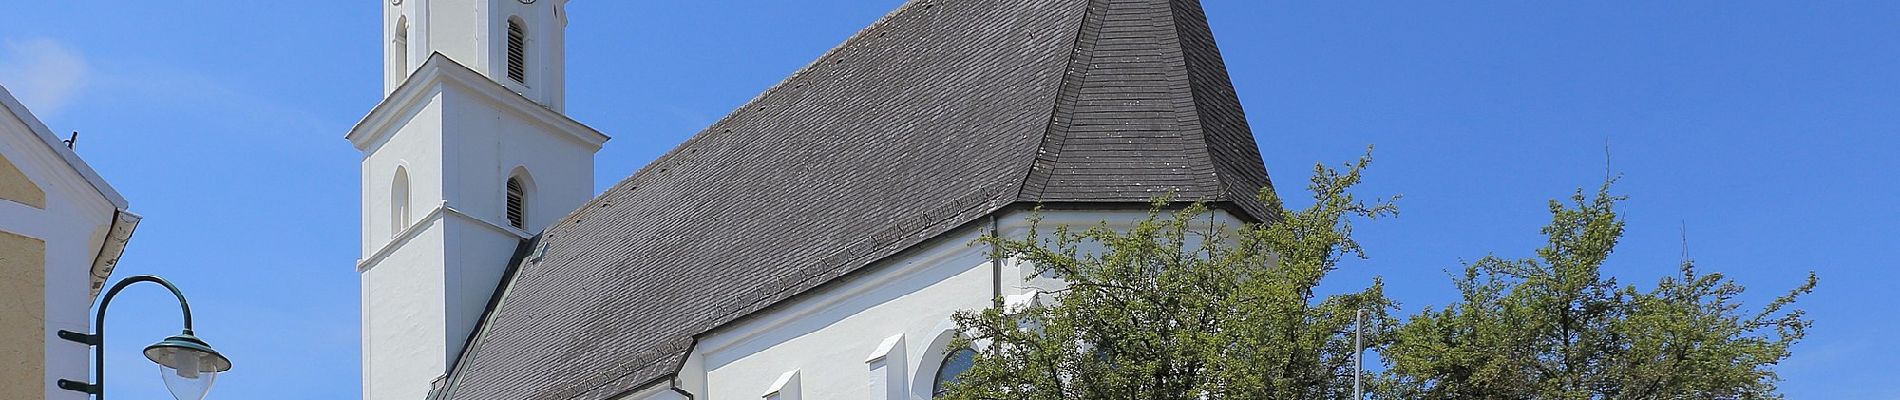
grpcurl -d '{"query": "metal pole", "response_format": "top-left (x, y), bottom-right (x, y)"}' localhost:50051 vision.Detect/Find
top-left (1354, 308), bottom-right (1364, 400)
top-left (56, 275), bottom-right (199, 398)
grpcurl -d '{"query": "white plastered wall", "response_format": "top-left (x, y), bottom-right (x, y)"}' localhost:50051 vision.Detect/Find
top-left (663, 208), bottom-right (1246, 400)
top-left (0, 102), bottom-right (119, 400)
top-left (438, 86), bottom-right (594, 233)
top-left (423, 0), bottom-right (486, 80)
top-left (388, 0), bottom-right (566, 110)
top-left (360, 225), bottom-right (447, 400)
top-left (435, 86), bottom-right (595, 364)
top-left (484, 0), bottom-right (567, 110)
top-left (359, 91), bottom-right (445, 254)
top-left (357, 89), bottom-right (448, 400)
top-left (356, 54), bottom-right (600, 400)
top-left (685, 217), bottom-right (996, 400)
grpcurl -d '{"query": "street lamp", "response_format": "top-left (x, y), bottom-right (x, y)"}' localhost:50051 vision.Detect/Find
top-left (55, 275), bottom-right (233, 400)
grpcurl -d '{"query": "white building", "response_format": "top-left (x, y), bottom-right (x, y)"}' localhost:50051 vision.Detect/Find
top-left (350, 0), bottom-right (1273, 399)
top-left (0, 84), bottom-right (140, 400)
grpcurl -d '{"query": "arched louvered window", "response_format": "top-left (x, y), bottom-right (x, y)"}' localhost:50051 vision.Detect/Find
top-left (505, 176), bottom-right (526, 229)
top-left (391, 167), bottom-right (411, 237)
top-left (506, 18), bottom-right (527, 84)
top-left (931, 348), bottom-right (976, 397)
top-left (394, 16), bottom-right (410, 75)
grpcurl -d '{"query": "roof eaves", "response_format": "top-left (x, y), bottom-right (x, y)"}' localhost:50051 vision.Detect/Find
top-left (587, 0), bottom-right (942, 199)
top-left (0, 83), bottom-right (128, 209)
top-left (563, 191), bottom-right (1018, 400)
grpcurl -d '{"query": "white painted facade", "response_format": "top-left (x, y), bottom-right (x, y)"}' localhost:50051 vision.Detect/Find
top-left (620, 209), bottom-right (1242, 400)
top-left (352, 0), bottom-right (603, 399)
top-left (0, 85), bottom-right (137, 400)
top-left (385, 0), bottom-right (569, 112)
top-left (352, 3), bottom-right (1258, 400)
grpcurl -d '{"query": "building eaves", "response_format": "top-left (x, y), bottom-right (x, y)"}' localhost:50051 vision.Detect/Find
top-left (0, 84), bottom-right (127, 209)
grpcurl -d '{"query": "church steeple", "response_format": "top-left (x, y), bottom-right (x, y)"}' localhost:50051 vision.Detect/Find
top-left (355, 2), bottom-right (600, 400)
top-left (385, 0), bottom-right (569, 112)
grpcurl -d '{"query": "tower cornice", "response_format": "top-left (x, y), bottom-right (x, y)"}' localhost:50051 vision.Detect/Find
top-left (354, 202), bottom-right (534, 273)
top-left (346, 53), bottom-right (608, 152)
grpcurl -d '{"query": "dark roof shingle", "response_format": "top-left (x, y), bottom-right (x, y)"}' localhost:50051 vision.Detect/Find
top-left (443, 0), bottom-right (1272, 398)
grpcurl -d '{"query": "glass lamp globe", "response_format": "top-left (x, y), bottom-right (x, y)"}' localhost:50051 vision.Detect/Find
top-left (142, 332), bottom-right (232, 400)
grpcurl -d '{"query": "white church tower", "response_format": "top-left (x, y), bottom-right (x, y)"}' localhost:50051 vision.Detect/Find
top-left (346, 1), bottom-right (608, 399)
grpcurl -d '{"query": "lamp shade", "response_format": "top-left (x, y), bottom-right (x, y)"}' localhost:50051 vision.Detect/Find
top-left (143, 333), bottom-right (231, 400)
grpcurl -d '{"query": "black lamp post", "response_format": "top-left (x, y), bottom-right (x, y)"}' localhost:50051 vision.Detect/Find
top-left (56, 275), bottom-right (233, 400)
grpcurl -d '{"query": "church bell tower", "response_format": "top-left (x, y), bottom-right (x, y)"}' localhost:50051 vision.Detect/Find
top-left (348, 1), bottom-right (607, 399)
top-left (383, 0), bottom-right (569, 111)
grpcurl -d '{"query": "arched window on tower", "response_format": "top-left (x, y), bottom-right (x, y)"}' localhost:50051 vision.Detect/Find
top-left (506, 17), bottom-right (527, 84)
top-left (391, 167), bottom-right (411, 237)
top-left (931, 347), bottom-right (977, 397)
top-left (394, 16), bottom-right (410, 77)
top-left (505, 175), bottom-right (527, 229)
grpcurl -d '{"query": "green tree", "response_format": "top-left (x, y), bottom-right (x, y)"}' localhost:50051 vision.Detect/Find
top-left (941, 152), bottom-right (1398, 400)
top-left (1379, 181), bottom-right (1818, 400)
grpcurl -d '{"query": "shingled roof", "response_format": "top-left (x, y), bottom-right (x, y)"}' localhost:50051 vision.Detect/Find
top-left (441, 0), bottom-right (1272, 398)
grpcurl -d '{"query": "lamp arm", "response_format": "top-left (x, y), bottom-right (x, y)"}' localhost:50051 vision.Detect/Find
top-left (96, 275), bottom-right (197, 330)
top-left (57, 275), bottom-right (199, 398)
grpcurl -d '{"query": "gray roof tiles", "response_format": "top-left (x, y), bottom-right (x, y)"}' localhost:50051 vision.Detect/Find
top-left (442, 0), bottom-right (1272, 398)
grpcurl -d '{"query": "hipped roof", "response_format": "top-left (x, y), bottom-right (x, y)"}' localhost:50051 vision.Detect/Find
top-left (443, 0), bottom-right (1273, 398)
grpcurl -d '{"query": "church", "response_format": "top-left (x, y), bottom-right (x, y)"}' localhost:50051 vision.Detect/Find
top-left (347, 0), bottom-right (1274, 399)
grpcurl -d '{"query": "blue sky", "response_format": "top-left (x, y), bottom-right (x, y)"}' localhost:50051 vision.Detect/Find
top-left (1, 1), bottom-right (1893, 398)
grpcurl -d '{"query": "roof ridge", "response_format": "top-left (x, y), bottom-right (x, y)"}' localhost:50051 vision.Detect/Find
top-left (540, 0), bottom-right (939, 241)
top-left (696, 0), bottom-right (934, 131)
top-left (439, 0), bottom-right (1281, 397)
top-left (603, 1), bottom-right (929, 176)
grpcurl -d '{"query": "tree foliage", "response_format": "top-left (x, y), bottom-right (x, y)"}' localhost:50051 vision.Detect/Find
top-left (942, 151), bottom-right (1397, 400)
top-left (1378, 181), bottom-right (1817, 400)
top-left (940, 152), bottom-right (1816, 400)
